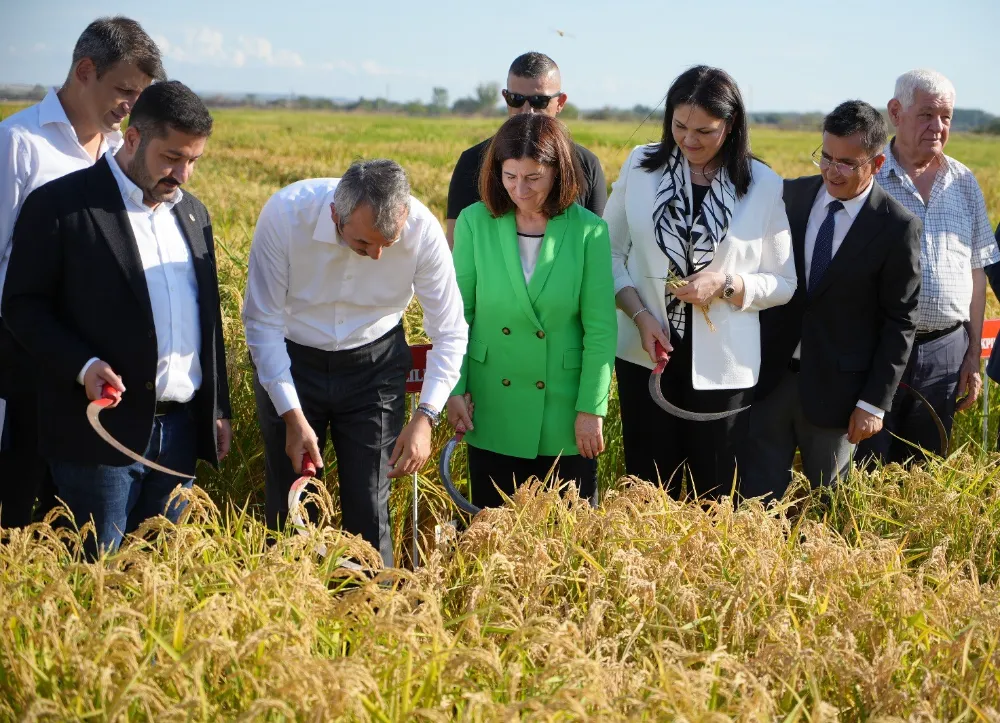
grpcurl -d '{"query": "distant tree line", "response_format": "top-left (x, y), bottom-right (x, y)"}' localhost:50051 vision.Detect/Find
top-left (3, 82), bottom-right (999, 134)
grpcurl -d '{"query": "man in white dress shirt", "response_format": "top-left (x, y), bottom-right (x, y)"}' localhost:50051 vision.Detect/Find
top-left (0, 16), bottom-right (164, 528)
top-left (243, 159), bottom-right (468, 567)
top-left (740, 101), bottom-right (922, 501)
top-left (2, 82), bottom-right (232, 558)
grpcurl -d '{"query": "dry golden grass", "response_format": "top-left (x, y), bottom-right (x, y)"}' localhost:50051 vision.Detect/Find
top-left (2, 107), bottom-right (1000, 720)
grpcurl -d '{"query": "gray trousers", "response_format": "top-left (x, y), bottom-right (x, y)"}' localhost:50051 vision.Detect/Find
top-left (254, 325), bottom-right (411, 567)
top-left (858, 325), bottom-right (966, 465)
top-left (738, 369), bottom-right (854, 503)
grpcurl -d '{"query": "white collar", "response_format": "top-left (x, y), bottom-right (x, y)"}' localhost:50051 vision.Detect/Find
top-left (820, 177), bottom-right (874, 220)
top-left (38, 87), bottom-right (125, 153)
top-left (106, 151), bottom-right (183, 211)
top-left (312, 192), bottom-right (346, 246)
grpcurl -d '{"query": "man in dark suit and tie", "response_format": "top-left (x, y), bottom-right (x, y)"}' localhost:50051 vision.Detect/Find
top-left (739, 100), bottom-right (923, 502)
top-left (1, 81), bottom-right (231, 556)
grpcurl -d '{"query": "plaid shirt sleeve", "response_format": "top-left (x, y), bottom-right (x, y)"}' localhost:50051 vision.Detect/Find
top-left (967, 178), bottom-right (999, 269)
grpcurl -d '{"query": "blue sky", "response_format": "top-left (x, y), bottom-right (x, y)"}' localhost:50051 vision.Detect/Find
top-left (2, 0), bottom-right (998, 113)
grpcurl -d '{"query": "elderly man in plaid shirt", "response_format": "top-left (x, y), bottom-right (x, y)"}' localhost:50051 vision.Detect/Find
top-left (859, 69), bottom-right (999, 464)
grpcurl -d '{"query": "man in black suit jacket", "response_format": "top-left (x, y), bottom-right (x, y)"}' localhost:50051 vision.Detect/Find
top-left (1, 81), bottom-right (231, 556)
top-left (739, 101), bottom-right (922, 502)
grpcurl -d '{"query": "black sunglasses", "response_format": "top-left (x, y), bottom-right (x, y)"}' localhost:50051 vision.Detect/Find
top-left (501, 89), bottom-right (561, 110)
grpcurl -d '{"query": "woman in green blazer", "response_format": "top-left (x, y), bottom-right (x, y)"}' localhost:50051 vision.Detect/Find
top-left (447, 114), bottom-right (617, 508)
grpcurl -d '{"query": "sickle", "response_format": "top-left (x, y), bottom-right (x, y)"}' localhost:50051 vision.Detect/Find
top-left (286, 453), bottom-right (332, 558)
top-left (649, 341), bottom-right (750, 421)
top-left (898, 381), bottom-right (949, 455)
top-left (86, 383), bottom-right (190, 478)
top-left (439, 432), bottom-right (481, 516)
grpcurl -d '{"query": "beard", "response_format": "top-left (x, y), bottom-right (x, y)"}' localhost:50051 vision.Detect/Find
top-left (126, 138), bottom-right (182, 204)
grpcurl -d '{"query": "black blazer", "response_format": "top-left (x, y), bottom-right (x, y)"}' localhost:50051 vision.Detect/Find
top-left (1, 156), bottom-right (231, 469)
top-left (756, 176), bottom-right (922, 428)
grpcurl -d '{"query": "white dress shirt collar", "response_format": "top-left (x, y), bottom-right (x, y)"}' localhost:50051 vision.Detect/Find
top-left (105, 151), bottom-right (183, 212)
top-left (38, 87), bottom-right (124, 154)
top-left (311, 193), bottom-right (347, 247)
top-left (817, 177), bottom-right (874, 221)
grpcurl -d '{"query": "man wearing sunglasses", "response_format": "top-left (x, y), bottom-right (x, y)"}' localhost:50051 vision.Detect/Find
top-left (739, 100), bottom-right (922, 502)
top-left (445, 51), bottom-right (606, 249)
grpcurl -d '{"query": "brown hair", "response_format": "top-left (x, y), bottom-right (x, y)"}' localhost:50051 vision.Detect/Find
top-left (478, 114), bottom-right (582, 218)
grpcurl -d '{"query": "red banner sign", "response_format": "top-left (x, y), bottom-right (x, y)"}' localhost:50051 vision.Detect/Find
top-left (982, 320), bottom-right (1000, 359)
top-left (407, 344), bottom-right (432, 393)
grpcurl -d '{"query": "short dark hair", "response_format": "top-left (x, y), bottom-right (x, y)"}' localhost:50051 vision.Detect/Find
top-left (641, 65), bottom-right (757, 198)
top-left (128, 81), bottom-right (213, 141)
top-left (509, 52), bottom-right (559, 80)
top-left (823, 100), bottom-right (889, 155)
top-left (70, 16), bottom-right (165, 81)
top-left (479, 114), bottom-right (580, 218)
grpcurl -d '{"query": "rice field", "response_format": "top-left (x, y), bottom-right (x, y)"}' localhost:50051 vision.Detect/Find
top-left (2, 106), bottom-right (1000, 720)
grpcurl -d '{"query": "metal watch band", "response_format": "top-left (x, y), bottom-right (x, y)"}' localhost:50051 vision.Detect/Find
top-left (415, 404), bottom-right (440, 427)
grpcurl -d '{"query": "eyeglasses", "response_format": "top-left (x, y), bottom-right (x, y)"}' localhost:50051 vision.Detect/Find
top-left (811, 147), bottom-right (878, 176)
top-left (502, 90), bottom-right (561, 110)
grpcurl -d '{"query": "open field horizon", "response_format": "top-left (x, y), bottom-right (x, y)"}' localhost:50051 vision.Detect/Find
top-left (2, 106), bottom-right (1000, 720)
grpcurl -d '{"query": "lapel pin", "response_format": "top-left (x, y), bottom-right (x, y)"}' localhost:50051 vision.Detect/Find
top-left (188, 213), bottom-right (196, 222)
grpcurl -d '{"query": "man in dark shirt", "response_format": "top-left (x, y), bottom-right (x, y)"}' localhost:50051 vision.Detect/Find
top-left (445, 51), bottom-right (607, 248)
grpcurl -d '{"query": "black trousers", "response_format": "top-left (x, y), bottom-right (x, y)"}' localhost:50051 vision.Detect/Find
top-left (0, 322), bottom-right (57, 528)
top-left (254, 325), bottom-right (410, 567)
top-left (615, 315), bottom-right (751, 500)
top-left (858, 324), bottom-right (965, 465)
top-left (467, 445), bottom-right (597, 509)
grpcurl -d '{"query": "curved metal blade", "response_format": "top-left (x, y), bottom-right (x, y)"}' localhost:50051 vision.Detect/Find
top-left (86, 400), bottom-right (191, 478)
top-left (648, 340), bottom-right (750, 422)
top-left (439, 433), bottom-right (481, 516)
top-left (286, 456), bottom-right (363, 571)
top-left (899, 382), bottom-right (950, 455)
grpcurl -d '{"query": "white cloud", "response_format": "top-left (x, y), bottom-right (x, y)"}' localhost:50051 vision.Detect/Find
top-left (320, 60), bottom-right (357, 74)
top-left (154, 27), bottom-right (304, 69)
top-left (32, 42), bottom-right (47, 52)
top-left (360, 60), bottom-right (397, 77)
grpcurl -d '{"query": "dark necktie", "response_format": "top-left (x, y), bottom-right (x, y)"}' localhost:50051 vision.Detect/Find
top-left (809, 199), bottom-right (843, 290)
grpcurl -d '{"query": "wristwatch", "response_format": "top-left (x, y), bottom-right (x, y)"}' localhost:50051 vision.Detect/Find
top-left (415, 403), bottom-right (440, 427)
top-left (722, 273), bottom-right (735, 300)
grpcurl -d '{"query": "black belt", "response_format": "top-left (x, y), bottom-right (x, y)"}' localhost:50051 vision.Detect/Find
top-left (154, 400), bottom-right (186, 416)
top-left (915, 322), bottom-right (963, 344)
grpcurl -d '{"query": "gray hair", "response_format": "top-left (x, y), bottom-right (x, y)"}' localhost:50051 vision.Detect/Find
top-left (893, 69), bottom-right (955, 109)
top-left (68, 16), bottom-right (166, 83)
top-left (334, 159), bottom-right (411, 239)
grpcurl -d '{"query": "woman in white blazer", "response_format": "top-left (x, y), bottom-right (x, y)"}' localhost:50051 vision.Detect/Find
top-left (605, 65), bottom-right (795, 499)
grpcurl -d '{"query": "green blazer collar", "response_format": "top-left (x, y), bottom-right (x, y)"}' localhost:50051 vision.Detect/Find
top-left (497, 211), bottom-right (569, 329)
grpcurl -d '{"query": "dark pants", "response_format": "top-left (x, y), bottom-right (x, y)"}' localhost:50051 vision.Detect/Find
top-left (467, 444), bottom-right (597, 509)
top-left (738, 368), bottom-right (855, 504)
top-left (858, 324), bottom-right (966, 465)
top-left (48, 407), bottom-right (196, 559)
top-left (254, 325), bottom-right (410, 568)
top-left (615, 317), bottom-right (751, 499)
top-left (0, 322), bottom-right (57, 528)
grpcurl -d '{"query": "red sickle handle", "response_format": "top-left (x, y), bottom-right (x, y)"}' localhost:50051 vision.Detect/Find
top-left (653, 341), bottom-right (670, 373)
top-left (93, 382), bottom-right (123, 409)
top-left (301, 453), bottom-right (317, 478)
top-left (101, 383), bottom-right (122, 401)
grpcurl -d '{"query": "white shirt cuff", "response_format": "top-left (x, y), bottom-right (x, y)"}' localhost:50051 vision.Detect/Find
top-left (77, 357), bottom-right (100, 385)
top-left (418, 377), bottom-right (450, 415)
top-left (269, 380), bottom-right (301, 417)
top-left (856, 400), bottom-right (885, 419)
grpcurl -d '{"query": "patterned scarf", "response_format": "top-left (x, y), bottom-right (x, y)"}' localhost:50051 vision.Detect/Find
top-left (652, 146), bottom-right (736, 340)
